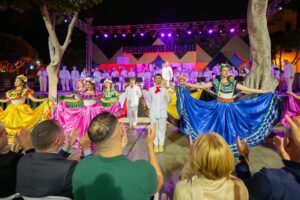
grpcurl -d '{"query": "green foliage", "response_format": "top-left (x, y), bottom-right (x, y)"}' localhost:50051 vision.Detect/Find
top-left (0, 32), bottom-right (38, 61)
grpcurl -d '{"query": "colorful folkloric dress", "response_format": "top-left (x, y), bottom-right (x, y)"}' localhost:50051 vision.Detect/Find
top-left (280, 94), bottom-right (300, 127)
top-left (176, 78), bottom-right (281, 155)
top-left (57, 90), bottom-right (84, 108)
top-left (101, 89), bottom-right (119, 107)
top-left (55, 90), bottom-right (121, 137)
top-left (0, 88), bottom-right (54, 143)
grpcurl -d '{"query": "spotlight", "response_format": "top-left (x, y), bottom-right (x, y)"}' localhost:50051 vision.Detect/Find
top-left (64, 19), bottom-right (68, 23)
top-left (229, 28), bottom-right (236, 33)
top-left (114, 34), bottom-right (117, 38)
top-left (208, 29), bottom-right (213, 34)
top-left (187, 30), bottom-right (192, 35)
top-left (140, 32), bottom-right (145, 37)
top-left (167, 33), bottom-right (172, 37)
top-left (160, 33), bottom-right (165, 37)
top-left (279, 6), bottom-right (283, 11)
top-left (122, 33), bottom-right (126, 37)
top-left (103, 33), bottom-right (109, 38)
top-left (29, 65), bottom-right (34, 70)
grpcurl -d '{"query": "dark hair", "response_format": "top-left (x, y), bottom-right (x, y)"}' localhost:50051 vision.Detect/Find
top-left (88, 112), bottom-right (118, 144)
top-left (31, 120), bottom-right (63, 150)
top-left (154, 73), bottom-right (162, 78)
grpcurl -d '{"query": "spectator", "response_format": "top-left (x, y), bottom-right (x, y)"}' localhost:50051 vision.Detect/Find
top-left (16, 120), bottom-right (86, 198)
top-left (72, 112), bottom-right (163, 200)
top-left (0, 124), bottom-right (33, 198)
top-left (283, 59), bottom-right (295, 92)
top-left (235, 115), bottom-right (300, 200)
top-left (59, 66), bottom-right (71, 91)
top-left (174, 132), bottom-right (248, 200)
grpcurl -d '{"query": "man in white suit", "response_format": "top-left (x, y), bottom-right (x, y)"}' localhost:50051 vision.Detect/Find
top-left (148, 74), bottom-right (171, 153)
top-left (283, 59), bottom-right (295, 92)
top-left (162, 61), bottom-right (173, 86)
top-left (71, 66), bottom-right (80, 90)
top-left (59, 66), bottom-right (71, 91)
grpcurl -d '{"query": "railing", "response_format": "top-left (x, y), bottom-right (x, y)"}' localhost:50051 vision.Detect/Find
top-left (123, 44), bottom-right (196, 54)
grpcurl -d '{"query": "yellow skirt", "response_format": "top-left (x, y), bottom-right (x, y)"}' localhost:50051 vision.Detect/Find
top-left (0, 100), bottom-right (54, 143)
top-left (167, 90), bottom-right (202, 120)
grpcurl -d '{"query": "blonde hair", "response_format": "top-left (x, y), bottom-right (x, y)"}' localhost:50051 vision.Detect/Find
top-left (191, 132), bottom-right (234, 180)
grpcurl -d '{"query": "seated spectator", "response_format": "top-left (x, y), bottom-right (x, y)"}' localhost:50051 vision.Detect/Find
top-left (16, 120), bottom-right (89, 198)
top-left (0, 124), bottom-right (33, 198)
top-left (72, 112), bottom-right (163, 200)
top-left (236, 115), bottom-right (300, 200)
top-left (174, 132), bottom-right (248, 200)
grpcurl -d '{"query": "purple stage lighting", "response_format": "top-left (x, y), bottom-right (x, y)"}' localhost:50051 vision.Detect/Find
top-left (208, 29), bottom-right (213, 34)
top-left (64, 19), bottom-right (68, 23)
top-left (167, 33), bottom-right (172, 37)
top-left (140, 32), bottom-right (145, 37)
top-left (160, 33), bottom-right (165, 37)
top-left (122, 33), bottom-right (126, 37)
top-left (114, 34), bottom-right (117, 38)
top-left (96, 35), bottom-right (99, 39)
top-left (230, 28), bottom-right (236, 33)
top-left (187, 30), bottom-right (192, 35)
top-left (279, 6), bottom-right (283, 11)
top-left (104, 33), bottom-right (109, 38)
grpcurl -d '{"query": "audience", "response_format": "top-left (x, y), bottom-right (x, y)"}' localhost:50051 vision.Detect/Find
top-left (235, 115), bottom-right (300, 200)
top-left (72, 112), bottom-right (163, 200)
top-left (16, 120), bottom-right (89, 198)
top-left (174, 133), bottom-right (248, 200)
top-left (0, 124), bottom-right (34, 198)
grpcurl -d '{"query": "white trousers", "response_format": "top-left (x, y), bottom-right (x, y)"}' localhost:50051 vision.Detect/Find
top-left (150, 117), bottom-right (167, 145)
top-left (285, 77), bottom-right (294, 92)
top-left (72, 79), bottom-right (78, 90)
top-left (61, 79), bottom-right (70, 91)
top-left (39, 78), bottom-right (47, 92)
top-left (127, 106), bottom-right (138, 126)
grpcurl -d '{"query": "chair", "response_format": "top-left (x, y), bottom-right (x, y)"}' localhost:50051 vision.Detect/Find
top-left (22, 196), bottom-right (72, 200)
top-left (0, 193), bottom-right (21, 200)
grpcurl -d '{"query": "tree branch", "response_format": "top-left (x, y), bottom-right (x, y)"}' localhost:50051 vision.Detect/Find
top-left (48, 37), bottom-right (55, 61)
top-left (62, 12), bottom-right (78, 51)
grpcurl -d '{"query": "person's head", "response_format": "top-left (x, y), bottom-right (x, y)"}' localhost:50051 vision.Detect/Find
top-left (104, 79), bottom-right (112, 89)
top-left (283, 59), bottom-right (289, 65)
top-left (219, 64), bottom-right (231, 78)
top-left (77, 79), bottom-right (84, 89)
top-left (154, 74), bottom-right (163, 85)
top-left (165, 61), bottom-right (169, 67)
top-left (88, 112), bottom-right (127, 148)
top-left (73, 66), bottom-right (77, 70)
top-left (63, 66), bottom-right (67, 70)
top-left (31, 120), bottom-right (65, 152)
top-left (191, 132), bottom-right (234, 180)
top-left (0, 123), bottom-right (8, 151)
top-left (14, 75), bottom-right (27, 88)
top-left (85, 77), bottom-right (95, 90)
top-left (129, 77), bottom-right (136, 86)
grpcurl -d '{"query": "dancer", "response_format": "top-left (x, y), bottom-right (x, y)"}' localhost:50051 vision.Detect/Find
top-left (148, 74), bottom-right (171, 153)
top-left (101, 79), bottom-right (120, 108)
top-left (280, 92), bottom-right (300, 128)
top-left (178, 63), bottom-right (281, 155)
top-left (124, 77), bottom-right (142, 129)
top-left (0, 75), bottom-right (53, 143)
top-left (55, 77), bottom-right (121, 137)
top-left (58, 79), bottom-right (84, 108)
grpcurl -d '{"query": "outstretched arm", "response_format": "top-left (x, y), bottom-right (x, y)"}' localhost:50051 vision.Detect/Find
top-left (64, 98), bottom-right (81, 103)
top-left (288, 92), bottom-right (300, 100)
top-left (181, 81), bottom-right (213, 90)
top-left (236, 83), bottom-right (269, 94)
top-left (27, 93), bottom-right (47, 102)
top-left (0, 98), bottom-right (10, 103)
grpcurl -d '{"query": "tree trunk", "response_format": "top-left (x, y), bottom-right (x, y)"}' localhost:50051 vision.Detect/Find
top-left (245, 0), bottom-right (278, 90)
top-left (47, 63), bottom-right (59, 101)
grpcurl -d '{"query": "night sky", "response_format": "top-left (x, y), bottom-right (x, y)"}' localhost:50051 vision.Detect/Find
top-left (0, 0), bottom-right (298, 64)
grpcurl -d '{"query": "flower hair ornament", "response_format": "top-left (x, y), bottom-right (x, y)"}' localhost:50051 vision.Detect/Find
top-left (177, 75), bottom-right (187, 83)
top-left (219, 63), bottom-right (231, 70)
top-left (16, 75), bottom-right (28, 83)
top-left (85, 77), bottom-right (95, 84)
top-left (104, 79), bottom-right (112, 84)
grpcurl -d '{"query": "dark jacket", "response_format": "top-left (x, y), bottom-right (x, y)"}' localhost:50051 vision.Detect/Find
top-left (236, 159), bottom-right (300, 200)
top-left (16, 152), bottom-right (77, 198)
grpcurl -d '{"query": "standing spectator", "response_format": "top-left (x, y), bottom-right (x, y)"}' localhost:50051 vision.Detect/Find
top-left (37, 67), bottom-right (48, 92)
top-left (235, 115), bottom-right (300, 200)
top-left (212, 64), bottom-right (220, 76)
top-left (120, 68), bottom-right (128, 90)
top-left (144, 70), bottom-right (153, 89)
top-left (190, 69), bottom-right (199, 83)
top-left (174, 132), bottom-right (248, 200)
top-left (230, 66), bottom-right (239, 77)
top-left (80, 68), bottom-right (88, 79)
top-left (71, 66), bottom-right (80, 90)
top-left (203, 67), bottom-right (213, 82)
top-left (128, 68), bottom-right (136, 78)
top-left (148, 74), bottom-right (171, 153)
top-left (59, 66), bottom-right (71, 91)
top-left (283, 59), bottom-right (295, 92)
top-left (72, 112), bottom-right (163, 200)
top-left (125, 77), bottom-right (142, 129)
top-left (102, 69), bottom-right (110, 80)
top-left (92, 68), bottom-right (101, 90)
top-left (111, 69), bottom-right (119, 78)
top-left (162, 61), bottom-right (174, 86)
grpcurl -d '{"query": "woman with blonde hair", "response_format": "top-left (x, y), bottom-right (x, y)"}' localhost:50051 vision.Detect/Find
top-left (174, 132), bottom-right (248, 200)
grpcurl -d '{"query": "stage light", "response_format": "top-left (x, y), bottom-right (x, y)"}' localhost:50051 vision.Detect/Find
top-left (219, 30), bottom-right (223, 33)
top-left (132, 34), bottom-right (136, 37)
top-left (96, 35), bottom-right (99, 39)
top-left (140, 32), bottom-right (145, 37)
top-left (64, 19), bottom-right (68, 23)
top-left (122, 33), bottom-right (126, 37)
top-left (114, 34), bottom-right (117, 38)
top-left (29, 65), bottom-right (34, 70)
top-left (208, 29), bottom-right (213, 34)
top-left (103, 33), bottom-right (109, 38)
top-left (167, 33), bottom-right (172, 37)
top-left (199, 31), bottom-right (202, 34)
top-left (160, 33), bottom-right (165, 37)
top-left (187, 30), bottom-right (192, 35)
top-left (242, 29), bottom-right (246, 32)
top-left (229, 28), bottom-right (236, 33)
top-left (279, 6), bottom-right (283, 10)
top-left (36, 60), bottom-right (40, 65)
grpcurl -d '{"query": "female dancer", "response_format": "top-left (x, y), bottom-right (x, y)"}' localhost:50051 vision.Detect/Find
top-left (55, 77), bottom-right (121, 137)
top-left (178, 64), bottom-right (281, 155)
top-left (0, 75), bottom-right (53, 143)
top-left (280, 92), bottom-right (300, 127)
top-left (101, 79), bottom-right (120, 107)
top-left (58, 79), bottom-right (84, 108)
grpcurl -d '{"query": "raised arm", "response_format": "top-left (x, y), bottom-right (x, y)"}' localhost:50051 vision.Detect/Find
top-left (236, 83), bottom-right (268, 94)
top-left (0, 98), bottom-right (10, 103)
top-left (181, 81), bottom-right (213, 90)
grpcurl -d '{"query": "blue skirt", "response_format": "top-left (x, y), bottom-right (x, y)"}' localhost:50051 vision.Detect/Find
top-left (176, 85), bottom-right (281, 155)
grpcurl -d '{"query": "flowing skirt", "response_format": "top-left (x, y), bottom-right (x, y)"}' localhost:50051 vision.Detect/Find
top-left (0, 100), bottom-right (54, 143)
top-left (55, 101), bottom-right (122, 137)
top-left (280, 94), bottom-right (300, 127)
top-left (176, 85), bottom-right (281, 155)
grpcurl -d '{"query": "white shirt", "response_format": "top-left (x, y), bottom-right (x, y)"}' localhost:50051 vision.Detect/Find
top-left (121, 70), bottom-right (128, 77)
top-left (71, 69), bottom-right (80, 80)
top-left (144, 72), bottom-right (152, 81)
top-left (111, 71), bottom-right (119, 78)
top-left (125, 85), bottom-right (142, 107)
top-left (38, 70), bottom-right (48, 79)
top-left (81, 71), bottom-right (88, 79)
top-left (148, 85), bottom-right (171, 119)
top-left (162, 66), bottom-right (173, 81)
top-left (102, 72), bottom-right (110, 79)
top-left (128, 71), bottom-right (136, 78)
top-left (284, 63), bottom-right (295, 78)
top-left (59, 69), bottom-right (71, 79)
top-left (93, 71), bottom-right (101, 82)
top-left (83, 99), bottom-right (97, 106)
top-left (11, 98), bottom-right (26, 104)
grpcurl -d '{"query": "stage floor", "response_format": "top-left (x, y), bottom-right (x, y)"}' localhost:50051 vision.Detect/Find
top-left (121, 117), bottom-right (285, 198)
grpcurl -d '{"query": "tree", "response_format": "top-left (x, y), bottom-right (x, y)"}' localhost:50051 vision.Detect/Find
top-left (0, 0), bottom-right (101, 100)
top-left (244, 0), bottom-right (278, 90)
